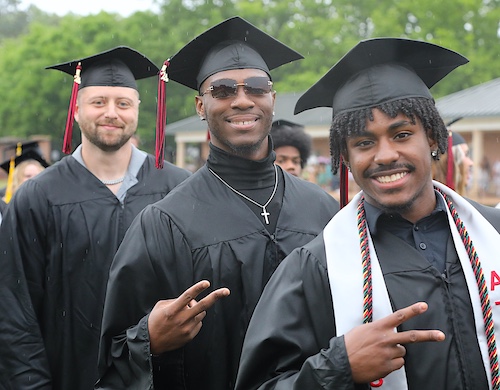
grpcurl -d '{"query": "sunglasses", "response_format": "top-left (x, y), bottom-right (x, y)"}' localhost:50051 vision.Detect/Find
top-left (200, 77), bottom-right (273, 99)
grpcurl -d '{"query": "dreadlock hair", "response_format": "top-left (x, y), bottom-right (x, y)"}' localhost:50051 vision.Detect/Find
top-left (329, 97), bottom-right (448, 174)
top-left (271, 123), bottom-right (312, 168)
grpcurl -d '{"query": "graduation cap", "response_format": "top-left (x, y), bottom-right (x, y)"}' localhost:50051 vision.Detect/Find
top-left (1, 141), bottom-right (49, 203)
top-left (154, 16), bottom-right (304, 168)
top-left (294, 38), bottom-right (468, 207)
top-left (294, 37), bottom-right (468, 116)
top-left (46, 46), bottom-right (159, 154)
top-left (271, 119), bottom-right (305, 131)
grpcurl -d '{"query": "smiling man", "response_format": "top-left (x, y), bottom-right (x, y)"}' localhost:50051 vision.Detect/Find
top-left (96, 17), bottom-right (339, 390)
top-left (0, 47), bottom-right (191, 390)
top-left (236, 38), bottom-right (500, 390)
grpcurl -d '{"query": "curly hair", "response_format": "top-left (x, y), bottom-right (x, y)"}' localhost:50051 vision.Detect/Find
top-left (329, 97), bottom-right (448, 174)
top-left (271, 122), bottom-right (312, 168)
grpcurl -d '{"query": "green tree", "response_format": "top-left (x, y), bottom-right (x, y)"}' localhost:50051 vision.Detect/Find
top-left (1, 0), bottom-right (499, 151)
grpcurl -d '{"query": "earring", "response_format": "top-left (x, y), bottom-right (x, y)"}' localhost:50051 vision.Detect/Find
top-left (200, 116), bottom-right (205, 121)
top-left (431, 150), bottom-right (439, 160)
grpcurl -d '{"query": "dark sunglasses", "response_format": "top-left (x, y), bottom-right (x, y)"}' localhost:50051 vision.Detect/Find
top-left (200, 77), bottom-right (273, 99)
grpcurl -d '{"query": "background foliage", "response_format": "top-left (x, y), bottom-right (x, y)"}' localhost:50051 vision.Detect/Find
top-left (1, 0), bottom-right (499, 154)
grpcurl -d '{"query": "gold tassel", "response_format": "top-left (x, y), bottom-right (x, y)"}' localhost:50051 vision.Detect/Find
top-left (4, 142), bottom-right (22, 203)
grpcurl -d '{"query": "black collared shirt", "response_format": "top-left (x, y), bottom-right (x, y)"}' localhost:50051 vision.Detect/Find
top-left (364, 192), bottom-right (450, 273)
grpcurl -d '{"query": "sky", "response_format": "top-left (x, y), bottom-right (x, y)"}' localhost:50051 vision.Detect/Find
top-left (19, 0), bottom-right (159, 17)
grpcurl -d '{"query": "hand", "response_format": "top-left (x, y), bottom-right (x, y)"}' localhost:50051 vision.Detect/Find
top-left (344, 302), bottom-right (445, 384)
top-left (148, 280), bottom-right (230, 354)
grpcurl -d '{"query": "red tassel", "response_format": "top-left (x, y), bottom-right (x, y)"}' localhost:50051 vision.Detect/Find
top-left (446, 131), bottom-right (454, 189)
top-left (155, 60), bottom-right (169, 169)
top-left (62, 62), bottom-right (82, 154)
top-left (206, 129), bottom-right (211, 141)
top-left (339, 157), bottom-right (349, 208)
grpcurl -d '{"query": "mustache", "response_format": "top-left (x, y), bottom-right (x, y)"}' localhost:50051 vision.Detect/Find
top-left (99, 119), bottom-right (123, 126)
top-left (363, 163), bottom-right (415, 178)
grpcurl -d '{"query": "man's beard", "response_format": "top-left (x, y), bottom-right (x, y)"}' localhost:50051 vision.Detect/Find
top-left (80, 121), bottom-right (134, 152)
top-left (206, 116), bottom-right (271, 157)
top-left (362, 162), bottom-right (421, 214)
top-left (87, 134), bottom-right (130, 152)
top-left (377, 197), bottom-right (416, 215)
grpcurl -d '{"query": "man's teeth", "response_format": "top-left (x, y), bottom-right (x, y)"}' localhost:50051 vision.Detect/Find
top-left (376, 172), bottom-right (407, 183)
top-left (232, 121), bottom-right (254, 125)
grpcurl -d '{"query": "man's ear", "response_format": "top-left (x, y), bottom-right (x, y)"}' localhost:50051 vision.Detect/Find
top-left (427, 133), bottom-right (438, 150)
top-left (195, 95), bottom-right (205, 119)
top-left (74, 102), bottom-right (79, 123)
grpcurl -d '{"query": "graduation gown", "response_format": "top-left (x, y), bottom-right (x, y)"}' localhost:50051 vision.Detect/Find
top-left (235, 201), bottom-right (500, 390)
top-left (0, 155), bottom-right (190, 390)
top-left (96, 165), bottom-right (339, 390)
top-left (0, 197), bottom-right (6, 225)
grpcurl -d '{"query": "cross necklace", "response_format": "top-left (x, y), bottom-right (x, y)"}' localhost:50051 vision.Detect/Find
top-left (208, 164), bottom-right (278, 225)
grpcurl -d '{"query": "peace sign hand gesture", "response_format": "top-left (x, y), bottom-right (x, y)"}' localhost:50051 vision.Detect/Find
top-left (344, 302), bottom-right (445, 384)
top-left (148, 280), bottom-right (230, 355)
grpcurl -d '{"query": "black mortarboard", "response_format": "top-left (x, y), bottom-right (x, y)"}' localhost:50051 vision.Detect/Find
top-left (0, 149), bottom-right (49, 173)
top-left (2, 140), bottom-right (41, 155)
top-left (46, 46), bottom-right (159, 154)
top-left (1, 141), bottom-right (49, 202)
top-left (165, 16), bottom-right (303, 91)
top-left (294, 38), bottom-right (468, 116)
top-left (451, 131), bottom-right (466, 146)
top-left (154, 16), bottom-right (303, 168)
top-left (271, 119), bottom-right (305, 131)
top-left (47, 46), bottom-right (158, 90)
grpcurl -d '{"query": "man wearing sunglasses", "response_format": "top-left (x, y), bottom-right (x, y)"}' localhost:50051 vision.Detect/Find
top-left (97, 16), bottom-right (339, 390)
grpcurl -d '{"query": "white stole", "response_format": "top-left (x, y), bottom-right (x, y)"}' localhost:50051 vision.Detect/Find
top-left (325, 181), bottom-right (500, 389)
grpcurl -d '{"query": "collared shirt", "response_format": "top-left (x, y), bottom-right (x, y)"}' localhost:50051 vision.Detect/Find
top-left (364, 192), bottom-right (450, 273)
top-left (72, 144), bottom-right (147, 203)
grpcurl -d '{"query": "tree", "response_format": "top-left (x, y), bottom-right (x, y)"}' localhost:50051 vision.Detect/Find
top-left (0, 0), bottom-right (499, 151)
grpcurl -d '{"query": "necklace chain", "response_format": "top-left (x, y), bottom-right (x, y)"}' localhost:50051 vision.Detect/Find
top-left (101, 176), bottom-right (125, 185)
top-left (208, 164), bottom-right (278, 225)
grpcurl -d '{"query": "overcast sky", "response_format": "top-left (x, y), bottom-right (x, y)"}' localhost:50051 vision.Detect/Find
top-left (19, 0), bottom-right (159, 16)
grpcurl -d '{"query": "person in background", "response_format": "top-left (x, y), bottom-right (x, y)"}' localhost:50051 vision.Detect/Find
top-left (0, 46), bottom-right (191, 390)
top-left (271, 119), bottom-right (312, 177)
top-left (432, 130), bottom-right (473, 195)
top-left (237, 37), bottom-right (500, 390)
top-left (0, 142), bottom-right (49, 224)
top-left (97, 16), bottom-right (339, 390)
top-left (479, 155), bottom-right (492, 197)
top-left (11, 158), bottom-right (46, 193)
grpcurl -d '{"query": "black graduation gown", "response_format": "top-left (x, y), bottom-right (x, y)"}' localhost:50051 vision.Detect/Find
top-left (96, 165), bottom-right (339, 390)
top-left (0, 197), bottom-right (6, 217)
top-left (236, 203), bottom-right (500, 390)
top-left (0, 155), bottom-right (190, 390)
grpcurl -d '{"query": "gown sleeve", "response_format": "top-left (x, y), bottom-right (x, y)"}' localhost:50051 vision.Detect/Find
top-left (96, 204), bottom-right (191, 389)
top-left (0, 183), bottom-right (52, 388)
top-left (235, 238), bottom-right (368, 390)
